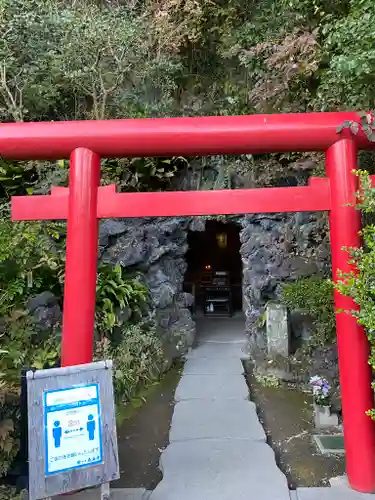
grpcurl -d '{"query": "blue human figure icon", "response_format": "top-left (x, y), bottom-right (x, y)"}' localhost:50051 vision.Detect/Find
top-left (53, 421), bottom-right (62, 448)
top-left (87, 414), bottom-right (96, 441)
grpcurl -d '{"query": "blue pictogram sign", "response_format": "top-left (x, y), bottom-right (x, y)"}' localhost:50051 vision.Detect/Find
top-left (44, 383), bottom-right (103, 475)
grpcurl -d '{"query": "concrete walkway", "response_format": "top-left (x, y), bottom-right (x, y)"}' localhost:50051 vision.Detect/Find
top-left (149, 315), bottom-right (291, 500)
top-left (56, 315), bottom-right (375, 500)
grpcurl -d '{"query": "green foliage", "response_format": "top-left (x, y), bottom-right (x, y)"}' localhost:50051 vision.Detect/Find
top-left (0, 0), bottom-right (373, 124)
top-left (96, 264), bottom-right (149, 334)
top-left (279, 0), bottom-right (349, 25)
top-left (0, 215), bottom-right (65, 316)
top-left (95, 321), bottom-right (166, 405)
top-left (282, 277), bottom-right (335, 347)
top-left (0, 158), bottom-right (38, 198)
top-left (0, 315), bottom-right (60, 476)
top-left (102, 156), bottom-right (189, 192)
top-left (0, 313), bottom-right (164, 476)
top-left (337, 111), bottom-right (375, 143)
top-left (317, 0), bottom-right (375, 110)
top-left (334, 169), bottom-right (375, 419)
top-left (0, 0), bottom-right (181, 122)
top-left (255, 373), bottom-right (281, 388)
top-left (0, 163), bottom-right (66, 477)
top-left (0, 0), bottom-right (372, 191)
top-left (0, 486), bottom-right (25, 500)
top-left (0, 0), bottom-right (374, 479)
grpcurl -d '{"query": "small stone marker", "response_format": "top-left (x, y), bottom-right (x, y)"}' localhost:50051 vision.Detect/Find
top-left (266, 302), bottom-right (290, 357)
top-left (313, 403), bottom-right (339, 430)
top-left (27, 360), bottom-right (119, 500)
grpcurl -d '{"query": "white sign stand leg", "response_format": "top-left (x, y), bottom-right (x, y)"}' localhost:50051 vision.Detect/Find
top-left (100, 483), bottom-right (110, 500)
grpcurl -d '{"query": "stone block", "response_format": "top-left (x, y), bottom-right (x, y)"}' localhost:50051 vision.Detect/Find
top-left (186, 342), bottom-right (249, 360)
top-left (169, 399), bottom-right (266, 442)
top-left (175, 374), bottom-right (249, 401)
top-left (149, 440), bottom-right (290, 500)
top-left (266, 302), bottom-right (290, 357)
top-left (183, 357), bottom-right (244, 375)
top-left (313, 404), bottom-right (339, 429)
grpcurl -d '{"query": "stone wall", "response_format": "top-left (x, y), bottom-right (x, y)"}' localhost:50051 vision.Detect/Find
top-left (98, 217), bottom-right (204, 359)
top-left (240, 211), bottom-right (330, 351)
top-left (28, 211), bottom-right (330, 359)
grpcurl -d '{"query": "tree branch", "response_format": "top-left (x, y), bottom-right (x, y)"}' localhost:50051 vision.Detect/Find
top-left (0, 64), bottom-right (24, 122)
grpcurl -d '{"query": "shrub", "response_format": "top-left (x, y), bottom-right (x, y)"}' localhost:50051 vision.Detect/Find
top-left (0, 315), bottom-right (166, 477)
top-left (0, 315), bottom-right (60, 477)
top-left (0, 486), bottom-right (25, 500)
top-left (282, 277), bottom-right (335, 347)
top-left (95, 264), bottom-right (149, 337)
top-left (95, 320), bottom-right (166, 405)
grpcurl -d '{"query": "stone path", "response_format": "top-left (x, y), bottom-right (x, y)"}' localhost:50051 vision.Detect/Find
top-left (57, 315), bottom-right (375, 499)
top-left (58, 484), bottom-right (375, 499)
top-left (149, 315), bottom-right (291, 500)
top-left (52, 488), bottom-right (151, 499)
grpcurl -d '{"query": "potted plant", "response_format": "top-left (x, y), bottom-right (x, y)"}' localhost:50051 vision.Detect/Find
top-left (310, 375), bottom-right (331, 410)
top-left (309, 375), bottom-right (338, 428)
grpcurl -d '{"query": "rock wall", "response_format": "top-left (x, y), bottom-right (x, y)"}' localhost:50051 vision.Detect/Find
top-left (240, 211), bottom-right (330, 350)
top-left (27, 157), bottom-right (331, 361)
top-left (27, 211), bottom-right (330, 362)
top-left (98, 217), bottom-right (203, 359)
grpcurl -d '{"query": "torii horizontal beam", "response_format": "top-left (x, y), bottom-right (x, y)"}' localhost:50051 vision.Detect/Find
top-left (11, 178), bottom-right (331, 220)
top-left (0, 111), bottom-right (371, 160)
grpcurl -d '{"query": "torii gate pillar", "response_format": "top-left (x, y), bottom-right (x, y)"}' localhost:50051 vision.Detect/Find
top-left (62, 148), bottom-right (100, 366)
top-left (326, 139), bottom-right (375, 492)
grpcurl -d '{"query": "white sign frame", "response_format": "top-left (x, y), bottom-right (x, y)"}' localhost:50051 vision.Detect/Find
top-left (27, 361), bottom-right (119, 500)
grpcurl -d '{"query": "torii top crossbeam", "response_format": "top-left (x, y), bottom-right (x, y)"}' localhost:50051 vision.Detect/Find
top-left (6, 110), bottom-right (375, 494)
top-left (0, 111), bottom-right (369, 159)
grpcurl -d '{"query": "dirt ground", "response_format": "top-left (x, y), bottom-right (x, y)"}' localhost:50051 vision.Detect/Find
top-left (112, 365), bottom-right (182, 490)
top-left (246, 371), bottom-right (345, 488)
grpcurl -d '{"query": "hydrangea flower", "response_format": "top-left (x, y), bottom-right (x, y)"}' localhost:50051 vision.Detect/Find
top-left (309, 375), bottom-right (331, 406)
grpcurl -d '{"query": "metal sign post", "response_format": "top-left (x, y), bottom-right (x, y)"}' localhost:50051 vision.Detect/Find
top-left (26, 361), bottom-right (119, 500)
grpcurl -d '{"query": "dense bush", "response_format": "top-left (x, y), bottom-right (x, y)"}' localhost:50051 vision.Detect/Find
top-left (0, 209), bottom-right (155, 477)
top-left (95, 264), bottom-right (149, 337)
top-left (0, 201), bottom-right (155, 477)
top-left (282, 277), bottom-right (335, 347)
top-left (0, 316), bottom-right (60, 476)
top-left (0, 486), bottom-right (24, 500)
top-left (95, 321), bottom-right (166, 406)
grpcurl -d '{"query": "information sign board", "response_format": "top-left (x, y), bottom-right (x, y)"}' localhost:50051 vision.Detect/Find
top-left (44, 383), bottom-right (103, 475)
top-left (27, 361), bottom-right (119, 500)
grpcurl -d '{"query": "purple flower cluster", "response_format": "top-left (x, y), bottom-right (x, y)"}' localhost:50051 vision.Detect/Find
top-left (310, 375), bottom-right (331, 406)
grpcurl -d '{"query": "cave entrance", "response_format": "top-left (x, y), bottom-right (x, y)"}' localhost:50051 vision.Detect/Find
top-left (184, 220), bottom-right (242, 316)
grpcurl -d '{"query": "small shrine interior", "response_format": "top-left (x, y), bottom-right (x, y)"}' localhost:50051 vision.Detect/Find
top-left (184, 220), bottom-right (242, 317)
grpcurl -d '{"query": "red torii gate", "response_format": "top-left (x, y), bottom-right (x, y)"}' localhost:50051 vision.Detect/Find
top-left (4, 112), bottom-right (375, 493)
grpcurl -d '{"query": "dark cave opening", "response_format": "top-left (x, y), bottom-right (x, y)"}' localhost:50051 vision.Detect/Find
top-left (183, 220), bottom-right (243, 315)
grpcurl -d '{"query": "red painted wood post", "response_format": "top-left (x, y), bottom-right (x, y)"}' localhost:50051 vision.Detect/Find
top-left (61, 148), bottom-right (100, 367)
top-left (326, 138), bottom-right (375, 492)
